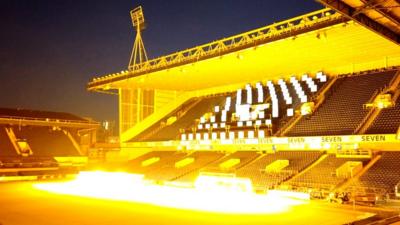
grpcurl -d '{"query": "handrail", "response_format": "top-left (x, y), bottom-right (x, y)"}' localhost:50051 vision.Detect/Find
top-left (354, 89), bottom-right (380, 134)
top-left (88, 8), bottom-right (342, 89)
top-left (397, 125), bottom-right (400, 139)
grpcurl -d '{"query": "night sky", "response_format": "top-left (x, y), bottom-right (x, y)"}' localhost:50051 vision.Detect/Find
top-left (0, 0), bottom-right (322, 122)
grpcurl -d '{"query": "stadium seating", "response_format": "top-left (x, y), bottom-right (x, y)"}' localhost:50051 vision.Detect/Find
top-left (286, 155), bottom-right (369, 191)
top-left (365, 98), bottom-right (400, 134)
top-left (200, 151), bottom-right (259, 172)
top-left (287, 70), bottom-right (396, 136)
top-left (181, 73), bottom-right (328, 141)
top-left (0, 108), bottom-right (90, 177)
top-left (146, 151), bottom-right (225, 181)
top-left (126, 151), bottom-right (188, 174)
top-left (355, 152), bottom-right (400, 194)
top-left (12, 126), bottom-right (80, 157)
top-left (237, 151), bottom-right (323, 190)
top-left (134, 95), bottom-right (228, 141)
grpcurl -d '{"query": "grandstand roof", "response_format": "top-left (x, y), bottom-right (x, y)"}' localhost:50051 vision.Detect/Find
top-left (0, 108), bottom-right (85, 121)
top-left (0, 108), bottom-right (98, 128)
top-left (318, 0), bottom-right (400, 44)
top-left (88, 9), bottom-right (400, 92)
top-left (336, 0), bottom-right (400, 34)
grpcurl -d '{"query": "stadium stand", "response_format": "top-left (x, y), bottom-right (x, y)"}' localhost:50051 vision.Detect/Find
top-left (286, 155), bottom-right (369, 191)
top-left (201, 151), bottom-right (259, 172)
top-left (171, 152), bottom-right (227, 182)
top-left (106, 68), bottom-right (400, 199)
top-left (287, 70), bottom-right (396, 136)
top-left (126, 151), bottom-right (187, 174)
top-left (133, 95), bottom-right (228, 142)
top-left (145, 151), bottom-right (226, 181)
top-left (12, 126), bottom-right (80, 157)
top-left (237, 151), bottom-right (323, 190)
top-left (354, 152), bottom-right (400, 195)
top-left (180, 73), bottom-right (329, 141)
top-left (0, 108), bottom-right (97, 176)
top-left (365, 98), bottom-right (400, 134)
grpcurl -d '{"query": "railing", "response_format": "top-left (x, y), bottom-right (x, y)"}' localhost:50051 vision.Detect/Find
top-left (88, 8), bottom-right (342, 89)
top-left (354, 89), bottom-right (380, 134)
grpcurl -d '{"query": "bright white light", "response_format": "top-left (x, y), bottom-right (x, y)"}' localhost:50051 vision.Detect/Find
top-left (211, 132), bottom-right (217, 140)
top-left (210, 116), bottom-right (216, 123)
top-left (34, 171), bottom-right (307, 215)
top-left (221, 110), bottom-right (227, 122)
top-left (238, 131), bottom-right (245, 139)
top-left (246, 84), bottom-right (252, 104)
top-left (236, 89), bottom-right (242, 106)
top-left (225, 97), bottom-right (231, 111)
top-left (287, 108), bottom-right (294, 117)
top-left (258, 130), bottom-right (265, 138)
top-left (316, 71), bottom-right (327, 82)
top-left (220, 132), bottom-right (226, 140)
top-left (229, 131), bottom-right (235, 140)
top-left (256, 82), bottom-right (264, 103)
top-left (248, 131), bottom-right (255, 139)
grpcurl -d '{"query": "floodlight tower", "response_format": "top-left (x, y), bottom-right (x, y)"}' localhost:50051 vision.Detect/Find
top-left (128, 6), bottom-right (148, 71)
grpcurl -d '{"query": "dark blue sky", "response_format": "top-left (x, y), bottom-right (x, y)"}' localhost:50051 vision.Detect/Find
top-left (0, 0), bottom-right (322, 122)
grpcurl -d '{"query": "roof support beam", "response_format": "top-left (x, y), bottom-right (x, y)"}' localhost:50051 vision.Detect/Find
top-left (317, 0), bottom-right (400, 44)
top-left (0, 118), bottom-right (99, 129)
top-left (358, 0), bottom-right (400, 27)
